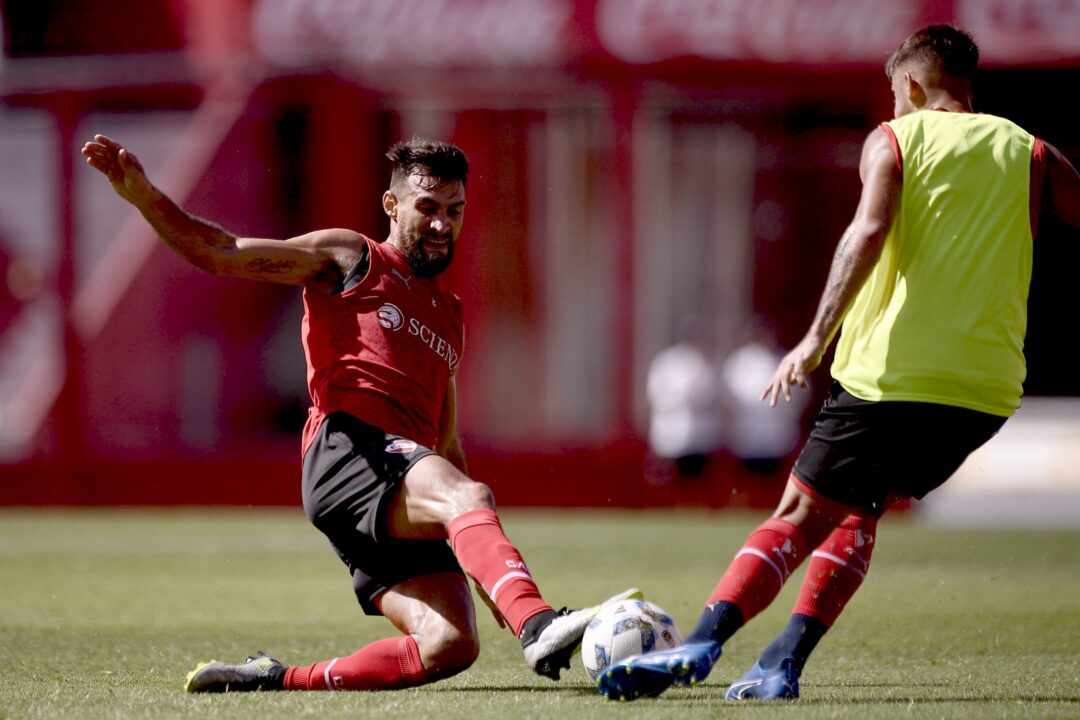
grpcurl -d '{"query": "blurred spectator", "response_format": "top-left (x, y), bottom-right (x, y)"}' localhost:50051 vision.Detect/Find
top-left (721, 319), bottom-right (806, 475)
top-left (646, 318), bottom-right (723, 481)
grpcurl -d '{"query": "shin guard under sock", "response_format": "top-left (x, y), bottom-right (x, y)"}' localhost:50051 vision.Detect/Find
top-left (283, 636), bottom-right (428, 691)
top-left (705, 517), bottom-right (808, 624)
top-left (448, 509), bottom-right (552, 636)
top-left (792, 513), bottom-right (877, 627)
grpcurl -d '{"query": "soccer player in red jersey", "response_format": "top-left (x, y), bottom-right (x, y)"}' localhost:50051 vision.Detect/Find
top-left (600, 24), bottom-right (1080, 702)
top-left (82, 134), bottom-right (635, 692)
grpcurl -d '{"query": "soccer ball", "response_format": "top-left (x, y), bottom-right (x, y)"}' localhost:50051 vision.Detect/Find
top-left (581, 598), bottom-right (683, 682)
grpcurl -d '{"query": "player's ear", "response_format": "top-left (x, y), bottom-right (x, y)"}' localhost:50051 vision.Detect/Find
top-left (905, 72), bottom-right (926, 109)
top-left (382, 190), bottom-right (398, 221)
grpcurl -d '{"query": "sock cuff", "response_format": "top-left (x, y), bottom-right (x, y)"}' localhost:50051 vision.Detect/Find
top-left (448, 509), bottom-right (501, 549)
top-left (283, 665), bottom-right (310, 691)
top-left (397, 636), bottom-right (428, 686)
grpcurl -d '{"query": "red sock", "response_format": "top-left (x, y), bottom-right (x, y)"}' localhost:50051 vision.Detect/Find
top-left (282, 636), bottom-right (428, 691)
top-left (448, 509), bottom-right (552, 636)
top-left (706, 517), bottom-right (807, 623)
top-left (793, 513), bottom-right (877, 626)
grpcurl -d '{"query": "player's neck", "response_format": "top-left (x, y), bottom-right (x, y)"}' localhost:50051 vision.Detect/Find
top-left (925, 97), bottom-right (971, 113)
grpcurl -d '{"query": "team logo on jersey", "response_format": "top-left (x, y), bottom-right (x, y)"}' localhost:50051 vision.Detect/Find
top-left (385, 438), bottom-right (419, 454)
top-left (391, 268), bottom-right (412, 288)
top-left (376, 303), bottom-right (404, 331)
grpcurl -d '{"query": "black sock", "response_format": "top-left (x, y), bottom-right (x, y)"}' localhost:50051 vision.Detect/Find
top-left (686, 601), bottom-right (744, 645)
top-left (757, 614), bottom-right (829, 672)
top-left (518, 609), bottom-right (558, 646)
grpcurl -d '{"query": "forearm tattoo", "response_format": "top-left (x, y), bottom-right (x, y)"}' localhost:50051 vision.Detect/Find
top-left (815, 227), bottom-right (859, 333)
top-left (245, 258), bottom-right (298, 274)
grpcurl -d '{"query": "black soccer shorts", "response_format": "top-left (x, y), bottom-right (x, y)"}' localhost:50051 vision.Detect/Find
top-left (792, 382), bottom-right (1008, 516)
top-left (301, 411), bottom-right (463, 615)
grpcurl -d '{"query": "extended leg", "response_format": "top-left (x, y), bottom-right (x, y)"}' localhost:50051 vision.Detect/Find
top-left (388, 454), bottom-right (636, 679)
top-left (186, 573), bottom-right (478, 693)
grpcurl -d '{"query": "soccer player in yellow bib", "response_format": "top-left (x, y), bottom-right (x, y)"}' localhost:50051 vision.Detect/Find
top-left (599, 24), bottom-right (1080, 702)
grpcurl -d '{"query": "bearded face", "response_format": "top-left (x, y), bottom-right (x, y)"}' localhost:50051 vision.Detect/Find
top-left (397, 220), bottom-right (457, 277)
top-left (386, 174), bottom-right (465, 278)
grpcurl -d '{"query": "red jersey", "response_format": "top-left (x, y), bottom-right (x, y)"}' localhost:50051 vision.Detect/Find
top-left (300, 235), bottom-right (464, 455)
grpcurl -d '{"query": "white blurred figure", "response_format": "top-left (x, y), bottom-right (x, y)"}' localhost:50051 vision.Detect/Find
top-left (721, 320), bottom-right (805, 476)
top-left (646, 319), bottom-right (722, 480)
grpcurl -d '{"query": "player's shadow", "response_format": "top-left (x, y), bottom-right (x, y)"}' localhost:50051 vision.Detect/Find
top-left (429, 684), bottom-right (614, 695)
top-left (427, 680), bottom-right (1080, 705)
top-left (650, 682), bottom-right (1080, 706)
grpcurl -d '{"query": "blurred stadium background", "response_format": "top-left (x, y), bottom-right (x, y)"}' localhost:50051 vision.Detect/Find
top-left (0, 0), bottom-right (1078, 518)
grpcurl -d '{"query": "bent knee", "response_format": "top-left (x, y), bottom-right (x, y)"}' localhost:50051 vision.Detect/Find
top-left (454, 478), bottom-right (495, 511)
top-left (418, 629), bottom-right (480, 680)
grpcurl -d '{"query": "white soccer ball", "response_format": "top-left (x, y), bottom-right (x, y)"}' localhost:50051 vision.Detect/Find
top-left (581, 598), bottom-right (683, 682)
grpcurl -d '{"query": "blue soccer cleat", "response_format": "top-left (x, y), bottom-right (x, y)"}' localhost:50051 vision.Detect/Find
top-left (724, 656), bottom-right (800, 701)
top-left (596, 641), bottom-right (721, 702)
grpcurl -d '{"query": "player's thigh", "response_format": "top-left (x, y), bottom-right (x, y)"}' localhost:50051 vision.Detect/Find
top-left (385, 455), bottom-right (494, 540)
top-left (377, 571), bottom-right (480, 674)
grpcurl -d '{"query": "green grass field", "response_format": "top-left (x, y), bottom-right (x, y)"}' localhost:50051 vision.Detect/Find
top-left (2, 508), bottom-right (1079, 719)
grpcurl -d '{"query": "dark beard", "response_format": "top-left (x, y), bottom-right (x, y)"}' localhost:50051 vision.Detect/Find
top-left (403, 235), bottom-right (454, 278)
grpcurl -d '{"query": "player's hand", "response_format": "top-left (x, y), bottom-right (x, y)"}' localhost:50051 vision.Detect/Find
top-left (760, 337), bottom-right (824, 406)
top-left (474, 581), bottom-right (506, 629)
top-left (81, 134), bottom-right (157, 207)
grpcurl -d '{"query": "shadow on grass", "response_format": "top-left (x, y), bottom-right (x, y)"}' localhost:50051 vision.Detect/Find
top-left (434, 684), bottom-right (1080, 706)
top-left (424, 684), bottom-right (610, 696)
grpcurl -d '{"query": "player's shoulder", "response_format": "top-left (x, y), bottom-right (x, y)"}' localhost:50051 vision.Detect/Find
top-left (859, 124), bottom-right (898, 173)
top-left (290, 229), bottom-right (371, 293)
top-left (303, 228), bottom-right (371, 251)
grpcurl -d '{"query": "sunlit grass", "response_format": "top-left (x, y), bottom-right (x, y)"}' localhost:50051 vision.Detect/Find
top-left (2, 508), bottom-right (1078, 719)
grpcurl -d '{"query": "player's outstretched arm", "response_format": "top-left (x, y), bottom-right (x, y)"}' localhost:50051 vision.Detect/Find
top-left (1044, 142), bottom-right (1080, 229)
top-left (81, 134), bottom-right (359, 292)
top-left (761, 126), bottom-right (901, 406)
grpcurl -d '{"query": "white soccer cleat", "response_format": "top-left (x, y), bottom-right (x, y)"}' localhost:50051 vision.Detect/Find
top-left (522, 588), bottom-right (642, 680)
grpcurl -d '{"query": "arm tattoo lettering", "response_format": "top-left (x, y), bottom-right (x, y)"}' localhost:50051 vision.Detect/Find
top-left (245, 258), bottom-right (298, 274)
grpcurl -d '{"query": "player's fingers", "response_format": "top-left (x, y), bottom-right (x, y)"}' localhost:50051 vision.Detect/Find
top-left (94, 134), bottom-right (121, 151)
top-left (82, 151), bottom-right (112, 175)
top-left (81, 142), bottom-right (107, 159)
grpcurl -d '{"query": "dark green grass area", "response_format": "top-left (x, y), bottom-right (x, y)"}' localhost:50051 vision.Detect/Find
top-left (1, 508), bottom-right (1078, 719)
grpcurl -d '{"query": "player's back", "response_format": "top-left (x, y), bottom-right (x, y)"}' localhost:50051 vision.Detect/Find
top-left (832, 111), bottom-right (1037, 417)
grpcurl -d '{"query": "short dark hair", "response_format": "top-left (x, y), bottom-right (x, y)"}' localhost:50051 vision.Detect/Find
top-left (886, 24), bottom-right (979, 83)
top-left (386, 138), bottom-right (469, 188)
